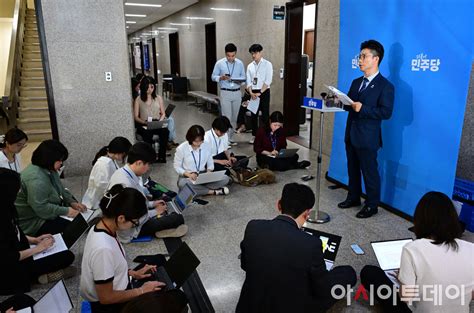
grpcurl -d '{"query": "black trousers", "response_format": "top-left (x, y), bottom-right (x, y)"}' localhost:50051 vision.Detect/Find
top-left (35, 216), bottom-right (71, 236)
top-left (28, 250), bottom-right (75, 279)
top-left (314, 266), bottom-right (357, 312)
top-left (136, 126), bottom-right (169, 160)
top-left (251, 89), bottom-right (270, 136)
top-left (360, 265), bottom-right (411, 313)
top-left (345, 143), bottom-right (380, 208)
top-left (139, 212), bottom-right (184, 237)
top-left (0, 294), bottom-right (36, 312)
top-left (213, 152), bottom-right (249, 174)
top-left (257, 153), bottom-right (299, 172)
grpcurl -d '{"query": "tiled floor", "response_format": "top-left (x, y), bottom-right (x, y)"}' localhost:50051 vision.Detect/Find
top-left (4, 98), bottom-right (473, 312)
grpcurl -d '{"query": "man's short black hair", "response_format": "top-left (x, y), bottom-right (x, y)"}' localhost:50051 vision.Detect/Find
top-left (360, 40), bottom-right (384, 65)
top-left (127, 142), bottom-right (155, 164)
top-left (212, 116), bottom-right (232, 133)
top-left (248, 44), bottom-right (263, 53)
top-left (225, 43), bottom-right (237, 53)
top-left (31, 139), bottom-right (69, 170)
top-left (280, 183), bottom-right (315, 218)
top-left (186, 125), bottom-right (206, 145)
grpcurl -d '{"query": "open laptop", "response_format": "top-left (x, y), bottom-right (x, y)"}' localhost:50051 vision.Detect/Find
top-left (371, 238), bottom-right (413, 286)
top-left (17, 280), bottom-right (73, 313)
top-left (226, 155), bottom-right (253, 170)
top-left (154, 242), bottom-right (201, 290)
top-left (302, 227), bottom-right (342, 271)
top-left (166, 183), bottom-right (197, 214)
top-left (192, 170), bottom-right (227, 185)
top-left (269, 148), bottom-right (299, 159)
top-left (148, 119), bottom-right (169, 130)
top-left (165, 104), bottom-right (176, 118)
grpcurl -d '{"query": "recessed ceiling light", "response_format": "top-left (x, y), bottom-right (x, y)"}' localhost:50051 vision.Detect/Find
top-left (169, 23), bottom-right (192, 26)
top-left (132, 37), bottom-right (141, 40)
top-left (186, 16), bottom-right (214, 20)
top-left (125, 2), bottom-right (162, 8)
top-left (126, 26), bottom-right (130, 28)
top-left (125, 14), bottom-right (147, 17)
top-left (210, 8), bottom-right (242, 12)
top-left (126, 21), bottom-right (136, 24)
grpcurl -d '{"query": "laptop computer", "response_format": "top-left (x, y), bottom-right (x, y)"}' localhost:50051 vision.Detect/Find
top-left (62, 213), bottom-right (90, 248)
top-left (165, 104), bottom-right (176, 118)
top-left (148, 119), bottom-right (169, 130)
top-left (17, 280), bottom-right (73, 313)
top-left (166, 183), bottom-right (197, 214)
top-left (269, 148), bottom-right (299, 159)
top-left (302, 227), bottom-right (342, 271)
top-left (371, 238), bottom-right (413, 286)
top-left (154, 242), bottom-right (201, 290)
top-left (192, 170), bottom-right (227, 185)
top-left (226, 155), bottom-right (252, 170)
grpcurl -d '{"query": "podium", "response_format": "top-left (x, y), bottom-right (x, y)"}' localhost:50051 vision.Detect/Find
top-left (301, 97), bottom-right (345, 224)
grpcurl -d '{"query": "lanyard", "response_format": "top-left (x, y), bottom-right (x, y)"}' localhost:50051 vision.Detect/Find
top-left (191, 149), bottom-right (201, 172)
top-left (270, 132), bottom-right (277, 150)
top-left (226, 61), bottom-right (235, 77)
top-left (3, 151), bottom-right (18, 172)
top-left (112, 160), bottom-right (118, 170)
top-left (48, 171), bottom-right (65, 204)
top-left (211, 130), bottom-right (221, 154)
top-left (253, 60), bottom-right (262, 80)
top-left (123, 167), bottom-right (140, 189)
top-left (100, 219), bottom-right (126, 259)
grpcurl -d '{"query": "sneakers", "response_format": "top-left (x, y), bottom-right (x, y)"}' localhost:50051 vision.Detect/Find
top-left (229, 140), bottom-right (238, 146)
top-left (248, 137), bottom-right (255, 144)
top-left (38, 266), bottom-right (77, 284)
top-left (214, 186), bottom-right (230, 196)
top-left (155, 224), bottom-right (188, 239)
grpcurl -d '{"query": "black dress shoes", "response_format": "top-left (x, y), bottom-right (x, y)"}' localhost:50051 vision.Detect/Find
top-left (356, 205), bottom-right (378, 218)
top-left (337, 199), bottom-right (361, 209)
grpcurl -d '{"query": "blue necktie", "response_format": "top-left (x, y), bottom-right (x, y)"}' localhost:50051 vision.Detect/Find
top-left (359, 77), bottom-right (369, 93)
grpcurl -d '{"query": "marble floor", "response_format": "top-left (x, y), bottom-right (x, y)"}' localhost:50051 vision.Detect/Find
top-left (5, 98), bottom-right (473, 312)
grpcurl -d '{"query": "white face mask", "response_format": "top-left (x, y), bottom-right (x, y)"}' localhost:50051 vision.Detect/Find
top-left (58, 165), bottom-right (65, 176)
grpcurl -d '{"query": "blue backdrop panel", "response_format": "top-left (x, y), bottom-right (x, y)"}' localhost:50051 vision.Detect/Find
top-left (328, 0), bottom-right (473, 216)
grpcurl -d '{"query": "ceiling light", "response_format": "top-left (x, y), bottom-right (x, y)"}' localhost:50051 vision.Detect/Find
top-left (125, 14), bottom-right (147, 17)
top-left (186, 16), bottom-right (214, 20)
top-left (125, 2), bottom-right (162, 7)
top-left (210, 8), bottom-right (242, 12)
top-left (126, 21), bottom-right (136, 24)
top-left (157, 27), bottom-right (178, 31)
top-left (132, 37), bottom-right (141, 40)
top-left (170, 23), bottom-right (192, 26)
top-left (126, 26), bottom-right (130, 28)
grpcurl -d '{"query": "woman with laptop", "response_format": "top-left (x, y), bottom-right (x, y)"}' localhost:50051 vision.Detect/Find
top-left (0, 168), bottom-right (75, 296)
top-left (253, 111), bottom-right (310, 171)
top-left (174, 125), bottom-right (230, 196)
top-left (360, 191), bottom-right (473, 312)
top-left (15, 140), bottom-right (87, 236)
top-left (133, 76), bottom-right (170, 163)
top-left (82, 137), bottom-right (132, 210)
top-left (80, 185), bottom-right (165, 313)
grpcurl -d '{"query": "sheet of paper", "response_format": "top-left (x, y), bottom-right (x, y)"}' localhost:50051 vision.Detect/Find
top-left (16, 308), bottom-right (32, 313)
top-left (59, 215), bottom-right (73, 222)
top-left (325, 85), bottom-right (354, 106)
top-left (247, 97), bottom-right (260, 114)
top-left (81, 209), bottom-right (94, 221)
top-left (32, 234), bottom-right (68, 260)
top-left (33, 280), bottom-right (73, 313)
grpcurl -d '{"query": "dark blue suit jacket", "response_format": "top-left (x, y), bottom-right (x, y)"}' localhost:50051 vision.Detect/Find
top-left (345, 73), bottom-right (394, 150)
top-left (236, 215), bottom-right (328, 313)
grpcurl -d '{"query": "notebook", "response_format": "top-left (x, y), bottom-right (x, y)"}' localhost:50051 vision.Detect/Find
top-left (302, 227), bottom-right (342, 271)
top-left (371, 238), bottom-right (413, 286)
top-left (192, 170), bottom-right (227, 185)
top-left (17, 280), bottom-right (73, 313)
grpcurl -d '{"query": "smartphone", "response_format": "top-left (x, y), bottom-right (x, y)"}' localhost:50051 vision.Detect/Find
top-left (224, 73), bottom-right (230, 77)
top-left (301, 175), bottom-right (315, 181)
top-left (351, 244), bottom-right (365, 255)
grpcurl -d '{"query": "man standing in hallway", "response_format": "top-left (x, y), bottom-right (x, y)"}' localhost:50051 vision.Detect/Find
top-left (246, 44), bottom-right (273, 144)
top-left (338, 39), bottom-right (394, 218)
top-left (212, 43), bottom-right (246, 145)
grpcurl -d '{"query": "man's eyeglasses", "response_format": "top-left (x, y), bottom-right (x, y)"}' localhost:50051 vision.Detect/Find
top-left (358, 53), bottom-right (375, 60)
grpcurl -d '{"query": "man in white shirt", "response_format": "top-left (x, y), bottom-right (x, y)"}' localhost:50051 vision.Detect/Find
top-left (212, 43), bottom-right (246, 144)
top-left (246, 44), bottom-right (273, 144)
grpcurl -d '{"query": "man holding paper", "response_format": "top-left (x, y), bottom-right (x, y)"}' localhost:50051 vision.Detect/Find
top-left (338, 40), bottom-right (394, 218)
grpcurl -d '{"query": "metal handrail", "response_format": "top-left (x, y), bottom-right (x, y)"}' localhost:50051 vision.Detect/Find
top-left (2, 0), bottom-right (26, 132)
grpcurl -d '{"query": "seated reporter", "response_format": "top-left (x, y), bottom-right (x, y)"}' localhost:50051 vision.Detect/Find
top-left (81, 185), bottom-right (165, 313)
top-left (0, 169), bottom-right (75, 296)
top-left (253, 111), bottom-right (310, 171)
top-left (204, 116), bottom-right (248, 173)
top-left (174, 125), bottom-right (230, 196)
top-left (15, 140), bottom-right (87, 236)
top-left (360, 191), bottom-right (473, 313)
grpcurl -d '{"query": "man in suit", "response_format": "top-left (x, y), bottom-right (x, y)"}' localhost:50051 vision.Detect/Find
top-left (236, 183), bottom-right (356, 313)
top-left (338, 40), bottom-right (395, 218)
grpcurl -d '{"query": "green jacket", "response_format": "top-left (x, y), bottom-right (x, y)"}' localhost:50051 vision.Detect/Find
top-left (15, 164), bottom-right (75, 235)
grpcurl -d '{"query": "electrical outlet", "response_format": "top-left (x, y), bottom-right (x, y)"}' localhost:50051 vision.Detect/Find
top-left (105, 72), bottom-right (112, 82)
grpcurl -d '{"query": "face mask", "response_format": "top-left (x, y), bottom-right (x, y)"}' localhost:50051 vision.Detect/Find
top-left (58, 165), bottom-right (65, 176)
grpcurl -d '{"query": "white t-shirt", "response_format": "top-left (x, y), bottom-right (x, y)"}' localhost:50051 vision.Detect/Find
top-left (204, 129), bottom-right (229, 156)
top-left (398, 238), bottom-right (474, 313)
top-left (82, 156), bottom-right (119, 210)
top-left (80, 226), bottom-right (129, 302)
top-left (0, 150), bottom-right (22, 173)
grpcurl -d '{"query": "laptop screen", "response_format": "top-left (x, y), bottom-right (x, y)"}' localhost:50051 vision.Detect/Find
top-left (175, 183), bottom-right (196, 209)
top-left (164, 242), bottom-right (201, 288)
top-left (62, 214), bottom-right (89, 248)
top-left (33, 280), bottom-right (73, 313)
top-left (371, 239), bottom-right (413, 271)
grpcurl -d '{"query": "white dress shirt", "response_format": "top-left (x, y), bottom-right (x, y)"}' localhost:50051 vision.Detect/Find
top-left (82, 156), bottom-right (119, 210)
top-left (246, 57), bottom-right (273, 90)
top-left (204, 129), bottom-right (229, 156)
top-left (174, 141), bottom-right (214, 176)
top-left (0, 150), bottom-right (22, 173)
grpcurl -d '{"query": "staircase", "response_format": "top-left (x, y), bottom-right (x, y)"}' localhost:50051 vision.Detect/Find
top-left (16, 8), bottom-right (52, 142)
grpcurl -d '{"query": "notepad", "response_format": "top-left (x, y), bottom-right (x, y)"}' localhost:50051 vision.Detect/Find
top-left (32, 234), bottom-right (68, 260)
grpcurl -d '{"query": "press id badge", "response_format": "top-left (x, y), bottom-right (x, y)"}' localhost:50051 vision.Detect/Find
top-left (253, 77), bottom-right (258, 85)
top-left (147, 116), bottom-right (153, 122)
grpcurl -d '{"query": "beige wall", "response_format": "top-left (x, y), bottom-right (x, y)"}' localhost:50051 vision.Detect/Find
top-left (0, 0), bottom-right (15, 18)
top-left (130, 0), bottom-right (288, 113)
top-left (0, 19), bottom-right (13, 95)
